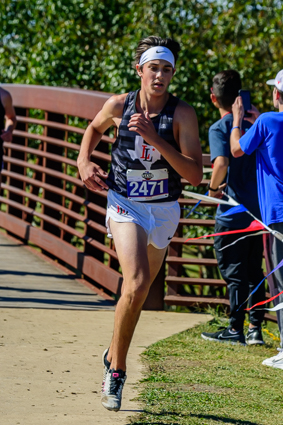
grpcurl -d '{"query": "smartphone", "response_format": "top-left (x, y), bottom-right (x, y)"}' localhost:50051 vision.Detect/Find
top-left (238, 89), bottom-right (252, 117)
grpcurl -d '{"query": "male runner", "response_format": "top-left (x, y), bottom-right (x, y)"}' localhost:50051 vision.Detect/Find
top-left (77, 35), bottom-right (203, 411)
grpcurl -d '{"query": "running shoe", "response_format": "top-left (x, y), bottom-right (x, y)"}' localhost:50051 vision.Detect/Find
top-left (102, 348), bottom-right (110, 391)
top-left (262, 348), bottom-right (283, 369)
top-left (101, 368), bottom-right (127, 411)
top-left (201, 326), bottom-right (246, 345)
top-left (245, 327), bottom-right (265, 345)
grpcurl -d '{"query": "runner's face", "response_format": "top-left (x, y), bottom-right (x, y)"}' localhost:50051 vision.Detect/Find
top-left (137, 60), bottom-right (175, 94)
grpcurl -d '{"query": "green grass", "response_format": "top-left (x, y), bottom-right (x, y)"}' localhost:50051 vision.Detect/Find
top-left (130, 314), bottom-right (283, 425)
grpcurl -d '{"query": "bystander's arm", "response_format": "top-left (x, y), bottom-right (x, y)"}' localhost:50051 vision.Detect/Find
top-left (208, 156), bottom-right (228, 198)
top-left (230, 96), bottom-right (245, 158)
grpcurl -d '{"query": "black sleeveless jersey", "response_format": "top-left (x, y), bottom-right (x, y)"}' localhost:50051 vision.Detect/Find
top-left (106, 90), bottom-right (182, 202)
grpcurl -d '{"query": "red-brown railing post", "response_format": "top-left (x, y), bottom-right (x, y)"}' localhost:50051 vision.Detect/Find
top-left (5, 107), bottom-right (26, 220)
top-left (42, 112), bottom-right (65, 239)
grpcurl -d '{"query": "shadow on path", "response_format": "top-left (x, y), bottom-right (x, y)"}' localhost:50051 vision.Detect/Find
top-left (129, 410), bottom-right (263, 425)
top-left (0, 270), bottom-right (79, 279)
top-left (0, 285), bottom-right (104, 297)
top-left (0, 296), bottom-right (115, 308)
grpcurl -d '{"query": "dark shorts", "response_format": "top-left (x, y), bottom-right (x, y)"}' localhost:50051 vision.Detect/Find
top-left (214, 222), bottom-right (265, 329)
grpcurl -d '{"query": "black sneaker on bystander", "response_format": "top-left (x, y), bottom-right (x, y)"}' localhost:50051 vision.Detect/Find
top-left (201, 326), bottom-right (246, 345)
top-left (245, 327), bottom-right (265, 345)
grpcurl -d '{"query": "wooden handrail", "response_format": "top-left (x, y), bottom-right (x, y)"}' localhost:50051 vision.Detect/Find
top-left (0, 84), bottom-right (272, 317)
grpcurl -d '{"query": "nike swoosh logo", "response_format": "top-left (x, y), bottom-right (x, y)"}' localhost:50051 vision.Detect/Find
top-left (219, 334), bottom-right (239, 339)
top-left (156, 50), bottom-right (164, 53)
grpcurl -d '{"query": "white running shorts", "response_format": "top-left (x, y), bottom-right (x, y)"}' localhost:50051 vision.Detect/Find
top-left (105, 189), bottom-right (180, 249)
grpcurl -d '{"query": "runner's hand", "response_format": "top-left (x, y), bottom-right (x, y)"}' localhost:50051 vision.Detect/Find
top-left (78, 161), bottom-right (109, 192)
top-left (128, 112), bottom-right (157, 144)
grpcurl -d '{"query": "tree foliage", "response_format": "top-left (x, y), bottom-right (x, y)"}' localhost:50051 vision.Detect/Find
top-left (1, 0), bottom-right (283, 149)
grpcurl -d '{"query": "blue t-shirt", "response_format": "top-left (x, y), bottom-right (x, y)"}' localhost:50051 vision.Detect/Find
top-left (209, 113), bottom-right (261, 228)
top-left (239, 111), bottom-right (283, 226)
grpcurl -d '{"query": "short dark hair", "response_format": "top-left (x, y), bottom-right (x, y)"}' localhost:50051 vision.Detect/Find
top-left (212, 70), bottom-right (242, 109)
top-left (134, 36), bottom-right (180, 68)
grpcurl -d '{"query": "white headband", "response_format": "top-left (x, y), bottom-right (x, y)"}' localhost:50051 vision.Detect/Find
top-left (139, 46), bottom-right (175, 68)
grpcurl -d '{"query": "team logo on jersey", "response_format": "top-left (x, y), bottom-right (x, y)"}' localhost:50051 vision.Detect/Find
top-left (127, 135), bottom-right (161, 170)
top-left (141, 171), bottom-right (154, 180)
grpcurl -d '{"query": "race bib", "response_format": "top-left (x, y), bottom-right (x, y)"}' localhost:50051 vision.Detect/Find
top-left (126, 169), bottom-right (169, 201)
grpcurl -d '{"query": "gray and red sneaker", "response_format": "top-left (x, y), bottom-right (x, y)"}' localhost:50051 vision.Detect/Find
top-left (101, 368), bottom-right (127, 412)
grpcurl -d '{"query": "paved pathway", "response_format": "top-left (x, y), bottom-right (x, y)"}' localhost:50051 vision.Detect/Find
top-left (0, 231), bottom-right (211, 424)
top-left (0, 232), bottom-right (115, 310)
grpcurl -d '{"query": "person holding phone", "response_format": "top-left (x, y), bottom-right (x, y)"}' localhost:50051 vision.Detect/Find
top-left (201, 70), bottom-right (265, 346)
top-left (230, 69), bottom-right (283, 369)
top-left (238, 89), bottom-right (252, 117)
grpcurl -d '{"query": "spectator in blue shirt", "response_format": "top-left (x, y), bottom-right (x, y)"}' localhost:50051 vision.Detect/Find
top-left (231, 69), bottom-right (283, 369)
top-left (201, 70), bottom-right (265, 346)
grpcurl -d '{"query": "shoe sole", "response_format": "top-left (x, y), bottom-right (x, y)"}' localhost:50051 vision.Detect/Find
top-left (262, 362), bottom-right (283, 369)
top-left (246, 340), bottom-right (265, 345)
top-left (101, 394), bottom-right (121, 411)
top-left (201, 334), bottom-right (246, 346)
top-left (101, 400), bottom-right (120, 412)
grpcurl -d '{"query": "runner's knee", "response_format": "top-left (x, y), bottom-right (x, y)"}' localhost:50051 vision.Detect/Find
top-left (122, 277), bottom-right (151, 310)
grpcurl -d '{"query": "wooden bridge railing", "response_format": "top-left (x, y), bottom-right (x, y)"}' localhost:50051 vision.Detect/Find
top-left (0, 84), bottom-right (274, 319)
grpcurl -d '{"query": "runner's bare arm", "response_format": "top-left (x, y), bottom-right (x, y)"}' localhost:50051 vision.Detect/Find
top-left (77, 94), bottom-right (126, 191)
top-left (128, 101), bottom-right (203, 186)
top-left (0, 89), bottom-right (16, 142)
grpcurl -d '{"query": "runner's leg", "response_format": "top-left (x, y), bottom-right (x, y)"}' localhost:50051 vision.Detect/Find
top-left (107, 219), bottom-right (166, 371)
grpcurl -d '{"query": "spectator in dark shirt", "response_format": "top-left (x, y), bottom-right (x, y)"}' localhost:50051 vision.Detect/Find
top-left (201, 70), bottom-right (265, 346)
